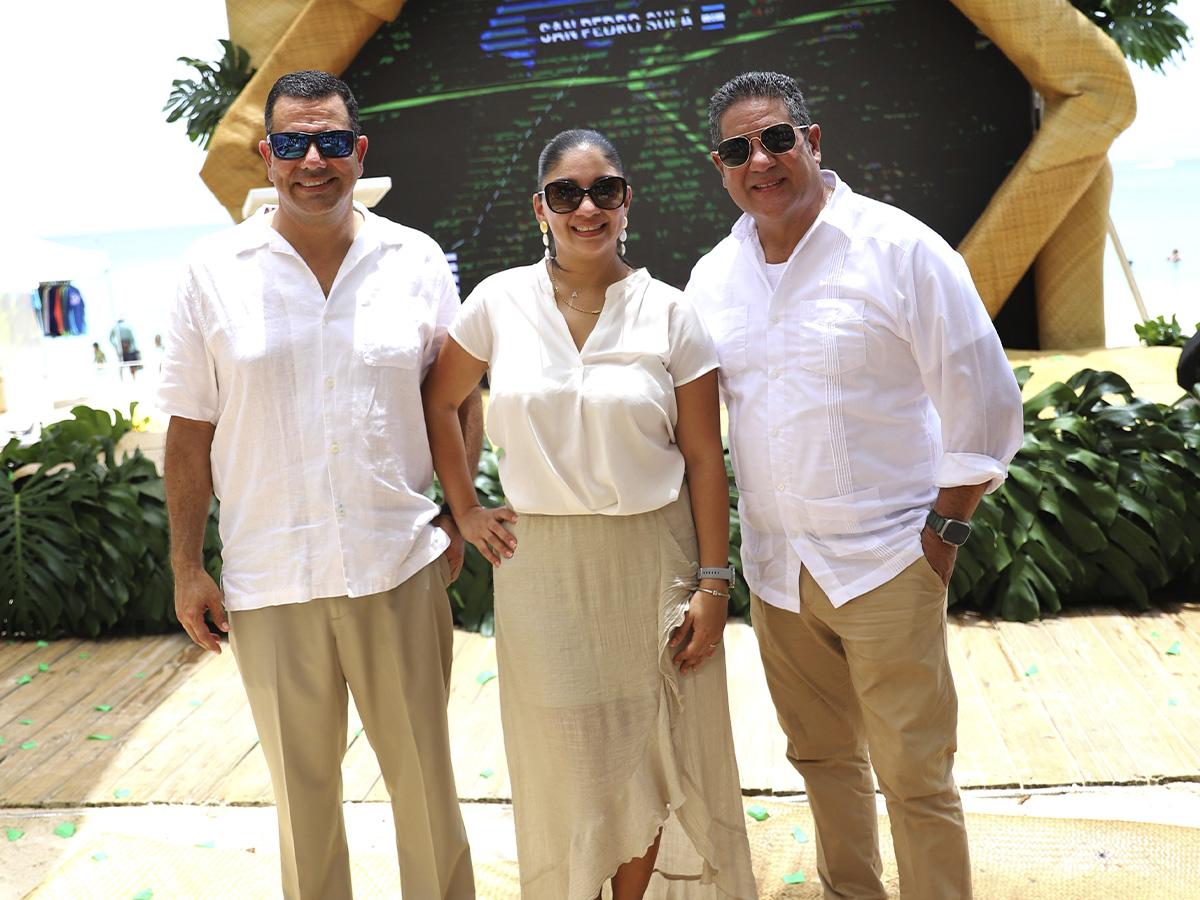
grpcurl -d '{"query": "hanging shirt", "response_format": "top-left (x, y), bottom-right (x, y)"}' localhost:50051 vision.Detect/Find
top-left (687, 170), bottom-right (1023, 611)
top-left (157, 204), bottom-right (458, 612)
top-left (450, 263), bottom-right (717, 516)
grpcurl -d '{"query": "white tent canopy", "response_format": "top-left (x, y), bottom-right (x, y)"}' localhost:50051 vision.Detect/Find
top-left (0, 231), bottom-right (113, 423)
top-left (0, 231), bottom-right (110, 292)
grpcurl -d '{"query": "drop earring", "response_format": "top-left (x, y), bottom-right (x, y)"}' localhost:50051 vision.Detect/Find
top-left (540, 220), bottom-right (551, 260)
top-left (618, 218), bottom-right (628, 257)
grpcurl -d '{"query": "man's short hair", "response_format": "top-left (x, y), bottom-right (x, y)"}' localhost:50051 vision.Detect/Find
top-left (264, 70), bottom-right (360, 136)
top-left (708, 71), bottom-right (812, 147)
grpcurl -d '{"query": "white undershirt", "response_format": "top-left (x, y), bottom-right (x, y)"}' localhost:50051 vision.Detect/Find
top-left (764, 260), bottom-right (788, 292)
top-left (450, 263), bottom-right (718, 516)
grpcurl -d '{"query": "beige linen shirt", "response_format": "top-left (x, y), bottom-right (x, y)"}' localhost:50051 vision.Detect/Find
top-left (450, 264), bottom-right (717, 515)
top-left (687, 172), bottom-right (1023, 610)
top-left (157, 204), bottom-right (457, 611)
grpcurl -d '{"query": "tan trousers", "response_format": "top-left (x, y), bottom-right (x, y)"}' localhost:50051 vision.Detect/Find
top-left (229, 557), bottom-right (474, 900)
top-left (751, 559), bottom-right (971, 900)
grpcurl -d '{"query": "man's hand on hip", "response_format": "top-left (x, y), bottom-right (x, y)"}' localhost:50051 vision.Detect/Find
top-left (175, 568), bottom-right (228, 653)
top-left (434, 514), bottom-right (466, 582)
top-left (920, 526), bottom-right (957, 588)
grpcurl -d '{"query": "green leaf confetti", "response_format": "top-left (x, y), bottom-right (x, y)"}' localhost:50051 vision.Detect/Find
top-left (745, 804), bottom-right (769, 822)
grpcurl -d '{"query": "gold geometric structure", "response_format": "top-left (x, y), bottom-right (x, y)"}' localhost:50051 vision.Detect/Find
top-left (204, 0), bottom-right (1135, 349)
top-left (201, 0), bottom-right (409, 223)
top-left (950, 0), bottom-right (1135, 348)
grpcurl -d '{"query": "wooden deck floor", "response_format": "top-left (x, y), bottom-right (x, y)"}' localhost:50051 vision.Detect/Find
top-left (2, 605), bottom-right (1198, 807)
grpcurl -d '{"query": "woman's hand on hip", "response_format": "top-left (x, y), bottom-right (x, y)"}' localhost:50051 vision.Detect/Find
top-left (458, 505), bottom-right (518, 567)
top-left (670, 589), bottom-right (729, 674)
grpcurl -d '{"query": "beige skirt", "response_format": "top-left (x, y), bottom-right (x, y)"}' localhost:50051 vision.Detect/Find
top-left (493, 488), bottom-right (757, 899)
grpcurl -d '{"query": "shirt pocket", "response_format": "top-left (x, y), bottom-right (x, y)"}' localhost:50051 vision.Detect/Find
top-left (355, 294), bottom-right (424, 368)
top-left (709, 306), bottom-right (749, 376)
top-left (795, 299), bottom-right (866, 376)
top-left (793, 485), bottom-right (884, 556)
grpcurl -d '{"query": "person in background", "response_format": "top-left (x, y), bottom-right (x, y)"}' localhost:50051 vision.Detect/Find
top-left (687, 71), bottom-right (1024, 900)
top-left (91, 341), bottom-right (107, 366)
top-left (109, 319), bottom-right (141, 379)
top-left (159, 70), bottom-right (478, 900)
top-left (423, 128), bottom-right (757, 899)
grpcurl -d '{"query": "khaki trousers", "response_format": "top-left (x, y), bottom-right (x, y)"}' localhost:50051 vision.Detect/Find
top-left (751, 559), bottom-right (971, 900)
top-left (229, 557), bottom-right (474, 900)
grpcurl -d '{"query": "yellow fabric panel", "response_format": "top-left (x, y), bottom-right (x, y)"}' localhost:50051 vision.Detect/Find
top-left (950, 0), bottom-right (1135, 346)
top-left (1034, 159), bottom-right (1112, 348)
top-left (225, 0), bottom-right (306, 68)
top-left (202, 0), bottom-right (408, 220)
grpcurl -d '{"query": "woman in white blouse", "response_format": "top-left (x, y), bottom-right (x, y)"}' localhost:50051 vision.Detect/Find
top-left (422, 129), bottom-right (756, 900)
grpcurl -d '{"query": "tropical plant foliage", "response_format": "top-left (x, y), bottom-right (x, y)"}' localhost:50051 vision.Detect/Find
top-left (1069, 0), bottom-right (1191, 72)
top-left (949, 368), bottom-right (1200, 620)
top-left (7, 368), bottom-right (1196, 638)
top-left (1134, 313), bottom-right (1197, 347)
top-left (0, 406), bottom-right (221, 638)
top-left (163, 39), bottom-right (256, 149)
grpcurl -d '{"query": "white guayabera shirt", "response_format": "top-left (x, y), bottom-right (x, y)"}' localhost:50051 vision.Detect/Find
top-left (158, 204), bottom-right (457, 612)
top-left (687, 172), bottom-right (1023, 611)
top-left (450, 264), bottom-right (718, 516)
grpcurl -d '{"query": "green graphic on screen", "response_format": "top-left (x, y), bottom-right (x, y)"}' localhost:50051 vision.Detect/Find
top-left (345, 1), bottom-right (1031, 302)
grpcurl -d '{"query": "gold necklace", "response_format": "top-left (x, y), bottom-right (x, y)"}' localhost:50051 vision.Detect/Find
top-left (547, 260), bottom-right (602, 316)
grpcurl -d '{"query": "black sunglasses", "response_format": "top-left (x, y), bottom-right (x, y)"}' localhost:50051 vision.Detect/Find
top-left (715, 123), bottom-right (809, 168)
top-left (267, 130), bottom-right (356, 160)
top-left (540, 176), bottom-right (628, 214)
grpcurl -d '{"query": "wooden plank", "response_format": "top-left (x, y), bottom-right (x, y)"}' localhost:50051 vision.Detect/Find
top-left (946, 615), bottom-right (1016, 787)
top-left (954, 618), bottom-right (1083, 786)
top-left (443, 633), bottom-right (508, 802)
top-left (0, 639), bottom-right (82, 691)
top-left (209, 738), bottom-right (274, 804)
top-left (994, 617), bottom-right (1136, 783)
top-left (0, 639), bottom-right (89, 727)
top-left (0, 636), bottom-right (191, 805)
top-left (1076, 611), bottom-right (1200, 776)
top-left (44, 638), bottom-right (231, 805)
top-left (342, 698), bottom-right (382, 802)
top-left (123, 651), bottom-right (260, 804)
top-left (724, 623), bottom-right (804, 794)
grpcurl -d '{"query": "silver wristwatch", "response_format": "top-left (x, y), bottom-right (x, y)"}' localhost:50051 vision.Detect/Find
top-left (697, 566), bottom-right (736, 584)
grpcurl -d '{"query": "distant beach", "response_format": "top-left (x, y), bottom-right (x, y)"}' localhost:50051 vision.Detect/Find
top-left (1105, 158), bottom-right (1199, 345)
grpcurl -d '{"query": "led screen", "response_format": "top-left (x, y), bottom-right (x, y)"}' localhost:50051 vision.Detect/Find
top-left (345, 0), bottom-right (1034, 340)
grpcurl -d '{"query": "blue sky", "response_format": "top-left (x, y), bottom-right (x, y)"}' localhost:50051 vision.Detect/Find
top-left (2, 0), bottom-right (1196, 238)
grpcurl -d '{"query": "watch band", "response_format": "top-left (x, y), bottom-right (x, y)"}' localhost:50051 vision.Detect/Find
top-left (925, 509), bottom-right (972, 546)
top-left (697, 566), bottom-right (736, 584)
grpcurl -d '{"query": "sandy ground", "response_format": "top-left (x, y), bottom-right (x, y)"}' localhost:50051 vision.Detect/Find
top-left (3, 783), bottom-right (1199, 899)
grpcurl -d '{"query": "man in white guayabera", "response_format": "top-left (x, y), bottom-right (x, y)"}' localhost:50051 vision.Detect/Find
top-left (159, 70), bottom-right (479, 900)
top-left (687, 71), bottom-right (1023, 900)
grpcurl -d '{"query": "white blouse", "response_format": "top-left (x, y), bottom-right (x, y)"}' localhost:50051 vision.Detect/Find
top-left (450, 263), bottom-right (718, 516)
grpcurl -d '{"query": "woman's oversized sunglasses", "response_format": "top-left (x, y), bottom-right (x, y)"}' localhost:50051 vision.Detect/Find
top-left (539, 176), bottom-right (629, 214)
top-left (714, 123), bottom-right (810, 169)
top-left (267, 130), bottom-right (357, 160)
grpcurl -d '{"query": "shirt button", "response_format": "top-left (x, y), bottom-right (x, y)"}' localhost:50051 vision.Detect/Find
top-left (769, 368), bottom-right (781, 380)
top-left (770, 426), bottom-right (781, 438)
top-left (336, 503), bottom-right (346, 518)
top-left (776, 483), bottom-right (786, 493)
top-left (770, 315), bottom-right (781, 326)
top-left (325, 376), bottom-right (334, 389)
top-left (330, 443), bottom-right (340, 454)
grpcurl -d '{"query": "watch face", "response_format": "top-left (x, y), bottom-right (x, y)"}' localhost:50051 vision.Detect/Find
top-left (942, 520), bottom-right (972, 545)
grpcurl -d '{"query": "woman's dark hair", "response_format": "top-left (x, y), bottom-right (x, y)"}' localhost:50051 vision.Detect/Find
top-left (537, 129), bottom-right (624, 186)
